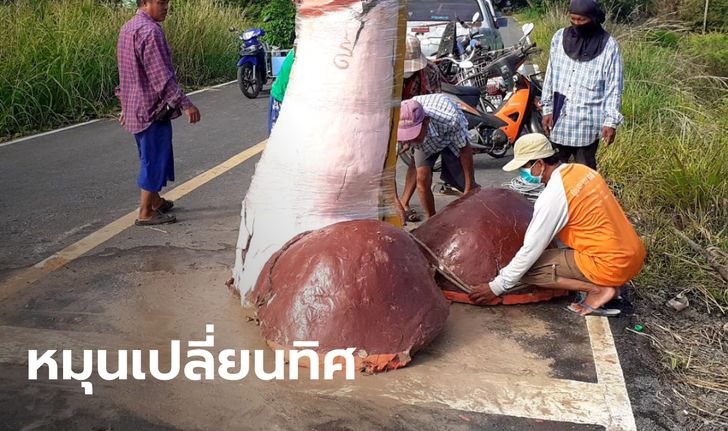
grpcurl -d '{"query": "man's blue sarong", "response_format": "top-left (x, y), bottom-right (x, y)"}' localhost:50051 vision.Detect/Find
top-left (134, 120), bottom-right (174, 193)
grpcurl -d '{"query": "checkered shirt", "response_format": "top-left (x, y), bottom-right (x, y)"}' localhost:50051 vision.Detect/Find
top-left (541, 28), bottom-right (624, 147)
top-left (412, 94), bottom-right (469, 158)
top-left (116, 10), bottom-right (191, 134)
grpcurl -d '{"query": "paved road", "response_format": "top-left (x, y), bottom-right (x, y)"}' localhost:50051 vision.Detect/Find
top-left (0, 17), bottom-right (666, 431)
top-left (0, 86), bottom-right (268, 277)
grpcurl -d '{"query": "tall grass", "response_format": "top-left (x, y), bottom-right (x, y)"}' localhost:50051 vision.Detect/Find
top-left (522, 6), bottom-right (728, 309)
top-left (0, 0), bottom-right (244, 140)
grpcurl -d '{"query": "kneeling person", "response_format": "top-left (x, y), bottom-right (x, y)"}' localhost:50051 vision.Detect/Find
top-left (397, 95), bottom-right (476, 219)
top-left (469, 134), bottom-right (645, 316)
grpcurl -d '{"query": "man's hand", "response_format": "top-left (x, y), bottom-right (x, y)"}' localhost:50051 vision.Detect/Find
top-left (469, 282), bottom-right (498, 305)
top-left (601, 126), bottom-right (616, 146)
top-left (542, 114), bottom-right (554, 136)
top-left (185, 105), bottom-right (201, 124)
top-left (119, 112), bottom-right (125, 127)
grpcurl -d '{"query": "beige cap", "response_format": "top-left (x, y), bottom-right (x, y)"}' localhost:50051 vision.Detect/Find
top-left (502, 133), bottom-right (556, 171)
top-left (404, 35), bottom-right (428, 74)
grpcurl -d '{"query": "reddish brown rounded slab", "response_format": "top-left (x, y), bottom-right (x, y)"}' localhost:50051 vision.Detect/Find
top-left (413, 188), bottom-right (567, 305)
top-left (251, 220), bottom-right (449, 372)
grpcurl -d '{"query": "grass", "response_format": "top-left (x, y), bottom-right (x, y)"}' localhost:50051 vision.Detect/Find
top-left (0, 0), bottom-right (245, 140)
top-left (520, 5), bottom-right (728, 428)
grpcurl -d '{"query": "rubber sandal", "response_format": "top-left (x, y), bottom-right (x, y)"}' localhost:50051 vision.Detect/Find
top-left (566, 302), bottom-right (621, 317)
top-left (405, 208), bottom-right (421, 222)
top-left (153, 199), bottom-right (174, 213)
top-left (135, 211), bottom-right (176, 226)
top-left (433, 183), bottom-right (463, 197)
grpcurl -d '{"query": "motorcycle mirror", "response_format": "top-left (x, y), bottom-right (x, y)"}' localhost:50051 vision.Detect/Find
top-left (521, 23), bottom-right (535, 38)
top-left (472, 12), bottom-right (481, 23)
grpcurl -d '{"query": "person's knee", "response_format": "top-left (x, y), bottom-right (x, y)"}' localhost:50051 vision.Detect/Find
top-left (416, 168), bottom-right (432, 189)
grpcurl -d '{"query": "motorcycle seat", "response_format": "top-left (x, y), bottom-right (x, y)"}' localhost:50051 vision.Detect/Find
top-left (442, 83), bottom-right (481, 97)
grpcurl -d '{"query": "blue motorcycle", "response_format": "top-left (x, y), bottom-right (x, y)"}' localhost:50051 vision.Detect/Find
top-left (229, 25), bottom-right (270, 99)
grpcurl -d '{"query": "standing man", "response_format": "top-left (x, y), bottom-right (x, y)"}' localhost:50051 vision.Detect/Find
top-left (469, 134), bottom-right (645, 316)
top-left (117, 0), bottom-right (200, 225)
top-left (541, 0), bottom-right (623, 170)
top-left (397, 95), bottom-right (477, 219)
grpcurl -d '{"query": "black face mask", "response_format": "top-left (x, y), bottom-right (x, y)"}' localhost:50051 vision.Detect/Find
top-left (571, 20), bottom-right (601, 36)
top-left (562, 19), bottom-right (609, 62)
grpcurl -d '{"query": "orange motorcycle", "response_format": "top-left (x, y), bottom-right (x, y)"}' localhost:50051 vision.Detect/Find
top-left (442, 27), bottom-right (544, 158)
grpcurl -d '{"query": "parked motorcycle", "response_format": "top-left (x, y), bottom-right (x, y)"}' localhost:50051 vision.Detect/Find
top-left (399, 23), bottom-right (543, 168)
top-left (229, 21), bottom-right (285, 99)
top-left (446, 23), bottom-right (544, 158)
top-left (432, 14), bottom-right (499, 84)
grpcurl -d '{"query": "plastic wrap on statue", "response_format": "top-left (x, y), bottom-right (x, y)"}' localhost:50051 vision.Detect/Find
top-left (231, 0), bottom-right (406, 301)
top-left (413, 188), bottom-right (569, 305)
top-left (251, 220), bottom-right (449, 373)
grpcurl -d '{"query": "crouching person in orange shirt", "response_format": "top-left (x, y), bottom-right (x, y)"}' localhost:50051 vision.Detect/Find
top-left (469, 134), bottom-right (646, 316)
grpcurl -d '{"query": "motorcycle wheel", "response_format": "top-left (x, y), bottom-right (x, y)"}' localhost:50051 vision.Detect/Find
top-left (397, 144), bottom-right (441, 172)
top-left (479, 98), bottom-right (497, 113)
top-left (238, 63), bottom-right (261, 99)
top-left (487, 145), bottom-right (509, 158)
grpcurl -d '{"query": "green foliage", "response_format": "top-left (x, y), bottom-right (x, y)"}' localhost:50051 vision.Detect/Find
top-left (646, 30), bottom-right (681, 47)
top-left (0, 0), bottom-right (243, 139)
top-left (677, 0), bottom-right (728, 32)
top-left (683, 32), bottom-right (728, 77)
top-left (509, 0), bottom-right (654, 20)
top-left (220, 0), bottom-right (296, 48)
top-left (260, 0), bottom-right (296, 48)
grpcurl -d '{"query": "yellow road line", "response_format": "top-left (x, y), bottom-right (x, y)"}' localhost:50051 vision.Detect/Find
top-left (0, 141), bottom-right (266, 302)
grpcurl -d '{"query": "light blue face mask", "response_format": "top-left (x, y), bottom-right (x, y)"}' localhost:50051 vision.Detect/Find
top-left (519, 164), bottom-right (543, 184)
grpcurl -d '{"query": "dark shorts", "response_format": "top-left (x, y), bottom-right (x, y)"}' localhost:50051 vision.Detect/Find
top-left (413, 148), bottom-right (466, 192)
top-left (134, 120), bottom-right (174, 193)
top-left (553, 140), bottom-right (599, 170)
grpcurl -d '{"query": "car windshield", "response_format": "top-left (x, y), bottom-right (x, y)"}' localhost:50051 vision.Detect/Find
top-left (408, 0), bottom-right (481, 22)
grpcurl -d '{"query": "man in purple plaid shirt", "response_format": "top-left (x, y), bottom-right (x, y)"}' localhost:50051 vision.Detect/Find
top-left (116, 0), bottom-right (200, 226)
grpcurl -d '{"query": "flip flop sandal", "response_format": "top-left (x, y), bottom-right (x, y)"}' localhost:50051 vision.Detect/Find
top-left (153, 199), bottom-right (174, 213)
top-left (135, 211), bottom-right (176, 226)
top-left (566, 302), bottom-right (621, 317)
top-left (405, 208), bottom-right (421, 222)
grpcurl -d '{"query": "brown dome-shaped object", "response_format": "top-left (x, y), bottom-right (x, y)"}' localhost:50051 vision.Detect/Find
top-left (413, 188), bottom-right (568, 305)
top-left (251, 220), bottom-right (449, 373)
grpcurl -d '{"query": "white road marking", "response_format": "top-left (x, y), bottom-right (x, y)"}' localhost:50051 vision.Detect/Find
top-left (0, 80), bottom-right (237, 148)
top-left (308, 317), bottom-right (637, 430)
top-left (587, 316), bottom-right (638, 431)
top-left (187, 80), bottom-right (236, 95)
top-left (0, 120), bottom-right (102, 148)
top-left (0, 141), bottom-right (266, 302)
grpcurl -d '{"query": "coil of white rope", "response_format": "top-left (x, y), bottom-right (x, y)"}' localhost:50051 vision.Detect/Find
top-left (502, 177), bottom-right (544, 202)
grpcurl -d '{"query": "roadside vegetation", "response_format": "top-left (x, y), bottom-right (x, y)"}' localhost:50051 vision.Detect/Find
top-left (521, 1), bottom-right (727, 427)
top-left (0, 0), bottom-right (246, 140)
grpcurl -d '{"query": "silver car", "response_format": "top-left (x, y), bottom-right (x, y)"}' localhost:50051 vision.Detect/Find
top-left (407, 0), bottom-right (504, 57)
